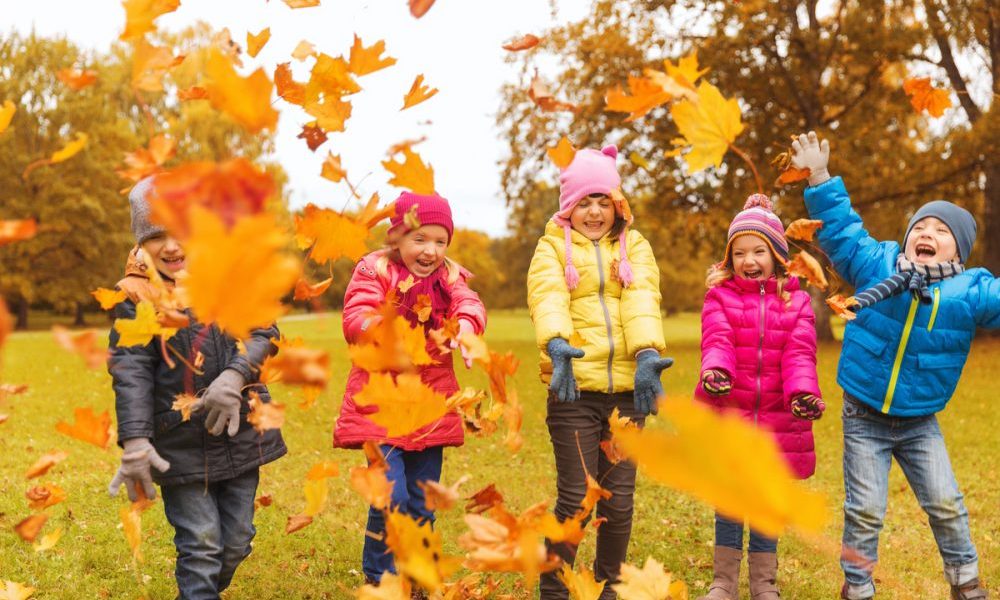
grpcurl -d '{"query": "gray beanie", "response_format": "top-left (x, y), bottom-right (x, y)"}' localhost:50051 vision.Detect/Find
top-left (904, 200), bottom-right (977, 263)
top-left (129, 176), bottom-right (166, 245)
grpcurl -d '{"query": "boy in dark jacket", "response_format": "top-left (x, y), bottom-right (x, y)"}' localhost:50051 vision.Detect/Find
top-left (793, 132), bottom-right (997, 600)
top-left (107, 177), bottom-right (286, 600)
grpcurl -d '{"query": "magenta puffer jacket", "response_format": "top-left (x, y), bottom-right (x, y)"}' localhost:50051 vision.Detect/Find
top-left (333, 252), bottom-right (487, 451)
top-left (694, 276), bottom-right (820, 479)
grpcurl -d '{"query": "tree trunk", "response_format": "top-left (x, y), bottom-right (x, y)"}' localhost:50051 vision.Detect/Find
top-left (14, 298), bottom-right (28, 331)
top-left (981, 159), bottom-right (1000, 274)
top-left (74, 303), bottom-right (86, 327)
top-left (808, 286), bottom-right (835, 341)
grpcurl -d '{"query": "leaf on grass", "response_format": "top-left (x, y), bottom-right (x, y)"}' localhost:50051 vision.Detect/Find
top-left (348, 35), bottom-right (396, 76)
top-left (285, 514), bottom-right (313, 534)
top-left (785, 219), bottom-right (823, 242)
top-left (547, 137), bottom-right (576, 169)
top-left (382, 147), bottom-right (435, 194)
top-left (826, 294), bottom-right (859, 321)
top-left (402, 74), bottom-right (438, 110)
top-left (26, 485), bottom-right (67, 510)
top-left (670, 81), bottom-right (744, 173)
top-left (255, 494), bottom-right (273, 509)
top-left (57, 68), bottom-right (98, 91)
top-left (0, 581), bottom-right (35, 600)
top-left (612, 557), bottom-right (687, 600)
top-left (15, 513), bottom-right (48, 543)
top-left (502, 34), bottom-right (541, 51)
top-left (204, 49), bottom-right (279, 134)
top-left (786, 250), bottom-right (828, 290)
top-left (55, 407), bottom-right (111, 449)
top-left (33, 527), bottom-right (63, 553)
top-left (25, 451), bottom-right (68, 480)
top-left (903, 77), bottom-right (952, 118)
top-left (354, 372), bottom-right (449, 437)
top-left (246, 28), bottom-right (271, 58)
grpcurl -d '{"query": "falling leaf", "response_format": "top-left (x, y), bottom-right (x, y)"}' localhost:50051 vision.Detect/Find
top-left (348, 311), bottom-right (435, 372)
top-left (558, 564), bottom-right (606, 600)
top-left (628, 151), bottom-right (650, 170)
top-left (260, 345), bottom-right (330, 387)
top-left (52, 326), bottom-right (106, 370)
top-left (0, 100), bottom-right (15, 135)
top-left (295, 204), bottom-right (370, 264)
top-left (15, 514), bottom-right (48, 543)
top-left (303, 95), bottom-right (353, 132)
top-left (502, 34), bottom-right (541, 51)
top-left (403, 204), bottom-right (421, 230)
top-left (246, 28), bottom-right (271, 58)
top-left (785, 219), bottom-right (824, 242)
top-left (114, 300), bottom-right (176, 346)
top-left (285, 514), bottom-right (313, 534)
top-left (0, 581), bottom-right (35, 600)
top-left (308, 53), bottom-right (361, 98)
top-left (247, 391), bottom-right (286, 433)
top-left (0, 220), bottom-right (38, 247)
top-left (356, 572), bottom-right (411, 599)
top-left (402, 74), bottom-right (438, 110)
top-left (33, 527), bottom-right (63, 553)
top-left (275, 63), bottom-right (306, 105)
top-left (409, 0), bottom-right (436, 18)
top-left (55, 407), bottom-right (112, 449)
top-left (382, 147), bottom-right (435, 194)
top-left (204, 49), bottom-right (279, 134)
top-left (178, 86), bottom-right (209, 101)
top-left (670, 82), bottom-right (744, 173)
top-left (528, 73), bottom-right (578, 113)
top-left (413, 294), bottom-right (433, 323)
top-left (291, 40), bottom-right (316, 61)
top-left (418, 475), bottom-right (469, 511)
top-left (398, 275), bottom-right (416, 293)
top-left (25, 451), bottom-right (68, 480)
top-left (51, 133), bottom-right (89, 164)
top-left (284, 0), bottom-right (320, 7)
top-left (354, 372), bottom-right (449, 437)
top-left (171, 393), bottom-right (198, 421)
top-left (120, 505), bottom-right (143, 560)
top-left (459, 501), bottom-right (561, 585)
top-left (56, 68), bottom-right (98, 90)
top-left (384, 509), bottom-right (461, 592)
top-left (293, 277), bottom-right (333, 301)
top-left (120, 0), bottom-right (180, 40)
top-left (306, 461), bottom-right (339, 481)
top-left (776, 166), bottom-right (811, 186)
top-left (348, 35), bottom-right (396, 76)
top-left (608, 400), bottom-right (827, 537)
top-left (321, 153), bottom-right (347, 183)
top-left (786, 250), bottom-right (828, 290)
top-left (350, 441), bottom-right (393, 509)
top-left (91, 288), bottom-right (128, 310)
top-left (663, 51), bottom-right (710, 90)
top-left (297, 123), bottom-right (327, 151)
top-left (613, 557), bottom-right (687, 600)
top-left (465, 483), bottom-right (504, 514)
top-left (26, 485), bottom-right (67, 510)
top-left (547, 137), bottom-right (576, 169)
top-left (303, 477), bottom-right (328, 516)
top-left (827, 294), bottom-right (860, 321)
top-left (605, 75), bottom-right (672, 121)
top-left (903, 77), bottom-right (952, 118)
top-left (130, 39), bottom-right (184, 92)
top-left (116, 134), bottom-right (176, 184)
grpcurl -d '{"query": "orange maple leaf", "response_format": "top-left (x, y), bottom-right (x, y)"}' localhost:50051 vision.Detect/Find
top-left (56, 68), bottom-right (98, 91)
top-left (826, 294), bottom-right (860, 321)
top-left (294, 204), bottom-right (370, 264)
top-left (0, 219), bottom-right (37, 247)
top-left (348, 310), bottom-right (435, 373)
top-left (785, 219), bottom-right (824, 242)
top-left (413, 294), bottom-right (433, 323)
top-left (25, 451), bottom-right (68, 480)
top-left (547, 137), bottom-right (576, 169)
top-left (275, 63), bottom-right (306, 106)
top-left (350, 441), bottom-right (393, 509)
top-left (55, 407), bottom-right (112, 449)
top-left (348, 35), bottom-right (397, 76)
top-left (178, 86), bottom-right (209, 101)
top-left (26, 484), bottom-right (67, 510)
top-left (382, 147), bottom-right (435, 194)
top-left (306, 461), bottom-right (340, 481)
top-left (605, 75), bottom-right (673, 122)
top-left (357, 192), bottom-right (395, 229)
top-left (52, 326), bottom-right (107, 370)
top-left (903, 77), bottom-right (953, 118)
top-left (502, 34), bottom-right (542, 52)
top-left (91, 288), bottom-right (128, 310)
top-left (260, 345), bottom-right (330, 387)
top-left (402, 74), bottom-right (438, 110)
top-left (15, 513), bottom-right (48, 543)
top-left (204, 49), bottom-right (279, 134)
top-left (528, 73), bottom-right (578, 113)
top-left (120, 0), bottom-right (180, 40)
top-left (116, 134), bottom-right (176, 184)
top-left (307, 53), bottom-right (361, 98)
top-left (320, 153), bottom-right (347, 183)
top-left (354, 372), bottom-right (449, 437)
top-left (786, 250), bottom-right (828, 290)
top-left (465, 483), bottom-right (504, 514)
top-left (131, 39), bottom-right (184, 92)
top-left (303, 95), bottom-right (353, 133)
top-left (246, 28), bottom-right (271, 58)
top-left (247, 391), bottom-right (285, 433)
top-left (293, 277), bottom-right (333, 301)
top-left (776, 166), bottom-right (811, 186)
top-left (297, 123), bottom-right (327, 151)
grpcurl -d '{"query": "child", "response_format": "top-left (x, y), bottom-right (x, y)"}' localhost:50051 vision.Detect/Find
top-left (333, 191), bottom-right (486, 586)
top-left (694, 194), bottom-right (824, 600)
top-left (526, 144), bottom-right (672, 599)
top-left (792, 131), bottom-right (994, 600)
top-left (107, 177), bottom-right (287, 599)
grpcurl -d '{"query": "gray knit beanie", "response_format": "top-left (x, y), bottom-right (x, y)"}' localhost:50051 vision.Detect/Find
top-left (904, 200), bottom-right (977, 262)
top-left (129, 176), bottom-right (166, 245)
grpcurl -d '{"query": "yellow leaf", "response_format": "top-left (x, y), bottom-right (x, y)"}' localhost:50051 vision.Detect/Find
top-left (291, 40), bottom-right (316, 61)
top-left (306, 461), bottom-right (340, 481)
top-left (91, 288), bottom-right (127, 310)
top-left (356, 572), bottom-right (411, 599)
top-left (204, 49), bottom-right (279, 134)
top-left (295, 204), bottom-right (370, 264)
top-left (284, 0), bottom-right (320, 7)
top-left (348, 313), bottom-right (435, 372)
top-left (114, 300), bottom-right (176, 346)
top-left (557, 564), bottom-right (606, 600)
top-left (613, 557), bottom-right (687, 600)
top-left (401, 74), bottom-right (438, 110)
top-left (303, 95), bottom-right (353, 132)
top-left (121, 505), bottom-right (143, 561)
top-left (303, 478), bottom-right (328, 516)
top-left (384, 509), bottom-right (461, 592)
top-left (120, 0), bottom-right (180, 40)
top-left (184, 207), bottom-right (299, 339)
top-left (33, 527), bottom-right (63, 553)
top-left (247, 391), bottom-right (285, 433)
top-left (349, 442), bottom-right (393, 510)
top-left (307, 53), bottom-right (361, 98)
top-left (246, 28), bottom-right (271, 58)
top-left (131, 39), bottom-right (184, 92)
top-left (605, 75), bottom-right (672, 121)
top-left (397, 274), bottom-right (416, 293)
top-left (0, 581), bottom-right (35, 600)
top-left (382, 147), bottom-right (435, 194)
top-left (670, 82), bottom-right (744, 173)
top-left (608, 399), bottom-right (826, 538)
top-left (50, 133), bottom-right (88, 164)
top-left (172, 393), bottom-right (198, 421)
top-left (547, 137), bottom-right (576, 169)
top-left (628, 151), bottom-right (650, 170)
top-left (348, 35), bottom-right (397, 76)
top-left (664, 50), bottom-right (709, 90)
top-left (0, 100), bottom-right (15, 135)
top-left (827, 294), bottom-right (860, 321)
top-left (320, 152), bottom-right (347, 183)
top-left (354, 372), bottom-right (449, 437)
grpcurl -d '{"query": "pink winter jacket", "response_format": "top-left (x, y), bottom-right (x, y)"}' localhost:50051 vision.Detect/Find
top-left (694, 276), bottom-right (820, 479)
top-left (333, 252), bottom-right (487, 451)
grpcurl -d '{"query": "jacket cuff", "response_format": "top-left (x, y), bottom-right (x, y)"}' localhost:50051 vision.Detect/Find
top-left (117, 422), bottom-right (154, 447)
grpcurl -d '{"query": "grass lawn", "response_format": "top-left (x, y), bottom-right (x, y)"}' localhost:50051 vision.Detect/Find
top-left (1, 309), bottom-right (997, 599)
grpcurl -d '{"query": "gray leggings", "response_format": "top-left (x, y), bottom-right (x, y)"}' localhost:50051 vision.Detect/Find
top-left (539, 391), bottom-right (645, 600)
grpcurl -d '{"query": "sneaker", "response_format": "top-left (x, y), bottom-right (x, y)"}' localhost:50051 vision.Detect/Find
top-left (840, 582), bottom-right (873, 600)
top-left (951, 579), bottom-right (988, 600)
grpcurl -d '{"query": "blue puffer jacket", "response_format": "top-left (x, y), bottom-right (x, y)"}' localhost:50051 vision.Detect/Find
top-left (805, 177), bottom-right (1000, 416)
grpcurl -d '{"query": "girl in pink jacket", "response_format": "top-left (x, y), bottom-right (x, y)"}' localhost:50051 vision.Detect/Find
top-left (694, 194), bottom-right (824, 600)
top-left (333, 192), bottom-right (486, 586)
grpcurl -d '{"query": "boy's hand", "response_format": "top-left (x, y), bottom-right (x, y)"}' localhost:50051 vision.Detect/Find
top-left (700, 369), bottom-right (732, 397)
top-left (546, 337), bottom-right (585, 403)
top-left (108, 438), bottom-right (170, 501)
top-left (791, 131), bottom-right (831, 186)
top-left (634, 350), bottom-right (673, 415)
top-left (791, 393), bottom-right (826, 420)
top-left (193, 369), bottom-right (245, 436)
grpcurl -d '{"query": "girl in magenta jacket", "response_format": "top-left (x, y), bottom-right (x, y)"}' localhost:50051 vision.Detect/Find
top-left (333, 192), bottom-right (486, 586)
top-left (694, 194), bottom-right (824, 600)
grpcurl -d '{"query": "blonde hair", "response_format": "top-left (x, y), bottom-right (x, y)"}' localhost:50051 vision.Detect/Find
top-left (705, 262), bottom-right (792, 306)
top-left (375, 228), bottom-right (463, 284)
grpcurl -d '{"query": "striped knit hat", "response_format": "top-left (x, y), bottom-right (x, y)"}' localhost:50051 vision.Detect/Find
top-left (723, 193), bottom-right (789, 266)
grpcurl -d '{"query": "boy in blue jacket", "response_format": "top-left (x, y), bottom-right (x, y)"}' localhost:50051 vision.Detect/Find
top-left (792, 132), bottom-right (997, 600)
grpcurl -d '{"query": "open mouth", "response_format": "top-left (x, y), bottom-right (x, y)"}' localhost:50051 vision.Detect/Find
top-left (742, 268), bottom-right (763, 280)
top-left (915, 243), bottom-right (936, 259)
top-left (162, 256), bottom-right (186, 270)
top-left (583, 220), bottom-right (605, 230)
top-left (414, 257), bottom-right (437, 270)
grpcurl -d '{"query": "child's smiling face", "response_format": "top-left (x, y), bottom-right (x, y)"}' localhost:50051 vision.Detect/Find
top-left (397, 224), bottom-right (449, 277)
top-left (142, 232), bottom-right (185, 277)
top-left (730, 234), bottom-right (775, 281)
top-left (904, 216), bottom-right (959, 264)
top-left (570, 193), bottom-right (616, 240)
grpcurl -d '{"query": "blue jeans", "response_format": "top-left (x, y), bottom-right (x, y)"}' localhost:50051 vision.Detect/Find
top-left (362, 445), bottom-right (443, 583)
top-left (715, 513), bottom-right (778, 553)
top-left (840, 394), bottom-right (978, 599)
top-left (161, 468), bottom-right (259, 600)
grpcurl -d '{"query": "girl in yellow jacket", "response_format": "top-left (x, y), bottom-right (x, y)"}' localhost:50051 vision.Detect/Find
top-left (527, 144), bottom-right (672, 599)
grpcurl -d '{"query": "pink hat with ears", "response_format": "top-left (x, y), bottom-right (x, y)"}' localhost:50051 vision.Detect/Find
top-left (551, 144), bottom-right (634, 290)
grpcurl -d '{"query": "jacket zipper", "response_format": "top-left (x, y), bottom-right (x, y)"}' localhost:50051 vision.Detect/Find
top-left (927, 287), bottom-right (940, 332)
top-left (882, 296), bottom-right (919, 414)
top-left (594, 240), bottom-right (615, 394)
top-left (754, 282), bottom-right (765, 424)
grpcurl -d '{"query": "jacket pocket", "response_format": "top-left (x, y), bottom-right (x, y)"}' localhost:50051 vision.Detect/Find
top-left (154, 410), bottom-right (185, 436)
top-left (847, 326), bottom-right (889, 356)
top-left (916, 353), bottom-right (966, 370)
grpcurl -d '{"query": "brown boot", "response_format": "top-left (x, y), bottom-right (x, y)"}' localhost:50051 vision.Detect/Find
top-left (951, 579), bottom-right (988, 600)
top-left (697, 546), bottom-right (742, 600)
top-left (748, 551), bottom-right (780, 599)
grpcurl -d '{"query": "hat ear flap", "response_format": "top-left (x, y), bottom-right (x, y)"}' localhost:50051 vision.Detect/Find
top-left (601, 144), bottom-right (618, 159)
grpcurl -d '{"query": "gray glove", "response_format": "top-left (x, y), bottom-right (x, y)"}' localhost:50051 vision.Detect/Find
top-left (546, 337), bottom-right (585, 403)
top-left (192, 368), bottom-right (245, 436)
top-left (633, 350), bottom-right (673, 415)
top-left (108, 438), bottom-right (171, 501)
top-left (790, 131), bottom-right (831, 186)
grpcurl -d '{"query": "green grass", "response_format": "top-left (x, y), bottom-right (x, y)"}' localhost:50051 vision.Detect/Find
top-left (1, 309), bottom-right (998, 599)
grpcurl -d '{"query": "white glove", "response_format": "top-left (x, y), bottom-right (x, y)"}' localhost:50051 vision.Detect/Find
top-left (790, 131), bottom-right (831, 186)
top-left (192, 369), bottom-right (245, 436)
top-left (108, 438), bottom-right (171, 501)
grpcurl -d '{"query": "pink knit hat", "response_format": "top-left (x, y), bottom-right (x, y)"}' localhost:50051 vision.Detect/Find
top-left (551, 144), bottom-right (633, 290)
top-left (388, 191), bottom-right (454, 243)
top-left (723, 193), bottom-right (789, 266)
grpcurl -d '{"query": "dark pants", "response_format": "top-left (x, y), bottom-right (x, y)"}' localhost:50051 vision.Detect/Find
top-left (161, 468), bottom-right (260, 600)
top-left (539, 392), bottom-right (645, 600)
top-left (362, 444), bottom-right (443, 583)
top-left (715, 512), bottom-right (778, 553)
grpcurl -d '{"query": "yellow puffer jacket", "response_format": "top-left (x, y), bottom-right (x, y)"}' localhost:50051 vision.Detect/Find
top-left (527, 221), bottom-right (666, 393)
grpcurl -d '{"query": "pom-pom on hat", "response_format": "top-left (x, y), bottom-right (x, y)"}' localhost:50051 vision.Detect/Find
top-left (722, 193), bottom-right (790, 266)
top-left (551, 144), bottom-right (634, 290)
top-left (388, 191), bottom-right (454, 243)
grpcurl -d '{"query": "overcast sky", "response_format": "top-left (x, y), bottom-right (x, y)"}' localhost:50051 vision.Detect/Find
top-left (8, 0), bottom-right (593, 236)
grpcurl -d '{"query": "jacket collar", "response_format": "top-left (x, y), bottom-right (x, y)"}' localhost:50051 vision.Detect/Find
top-left (722, 275), bottom-right (800, 294)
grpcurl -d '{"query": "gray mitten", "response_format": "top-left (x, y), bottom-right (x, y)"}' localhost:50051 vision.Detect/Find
top-left (192, 368), bottom-right (245, 436)
top-left (108, 438), bottom-right (171, 501)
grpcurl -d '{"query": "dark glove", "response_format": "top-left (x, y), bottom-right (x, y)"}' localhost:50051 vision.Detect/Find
top-left (633, 350), bottom-right (673, 415)
top-left (108, 438), bottom-right (171, 501)
top-left (546, 337), bottom-right (585, 403)
top-left (791, 393), bottom-right (826, 420)
top-left (700, 369), bottom-right (732, 397)
top-left (192, 368), bottom-right (245, 436)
